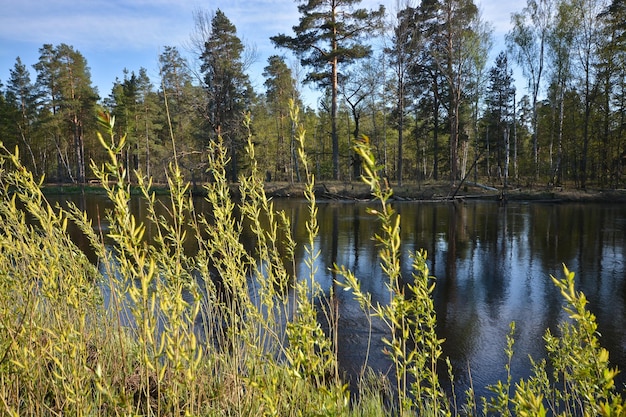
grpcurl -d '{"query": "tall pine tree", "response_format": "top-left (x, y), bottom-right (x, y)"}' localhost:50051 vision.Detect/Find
top-left (272, 0), bottom-right (384, 180)
top-left (199, 10), bottom-right (254, 182)
top-left (6, 57), bottom-right (39, 174)
top-left (263, 55), bottom-right (302, 182)
top-left (485, 51), bottom-right (515, 186)
top-left (33, 44), bottom-right (98, 183)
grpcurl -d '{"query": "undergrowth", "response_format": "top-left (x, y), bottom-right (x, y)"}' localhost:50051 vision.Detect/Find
top-left (0, 102), bottom-right (623, 415)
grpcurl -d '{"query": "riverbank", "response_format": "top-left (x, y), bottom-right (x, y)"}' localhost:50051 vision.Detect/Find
top-left (41, 180), bottom-right (626, 203)
top-left (260, 180), bottom-right (626, 203)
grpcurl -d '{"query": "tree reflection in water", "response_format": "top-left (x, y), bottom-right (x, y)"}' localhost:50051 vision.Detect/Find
top-left (47, 194), bottom-right (626, 401)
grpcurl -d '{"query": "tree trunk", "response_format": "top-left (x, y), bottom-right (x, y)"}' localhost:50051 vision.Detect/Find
top-left (504, 127), bottom-right (510, 188)
top-left (352, 112), bottom-right (362, 180)
top-left (581, 66), bottom-right (592, 189)
top-left (73, 114), bottom-right (85, 183)
top-left (555, 81), bottom-right (565, 186)
top-left (513, 93), bottom-right (518, 181)
top-left (397, 78), bottom-right (404, 186)
top-left (331, 18), bottom-right (340, 180)
top-left (450, 96), bottom-right (460, 182)
top-left (433, 77), bottom-right (440, 181)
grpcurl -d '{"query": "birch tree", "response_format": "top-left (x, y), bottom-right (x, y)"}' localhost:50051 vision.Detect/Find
top-left (506, 0), bottom-right (553, 181)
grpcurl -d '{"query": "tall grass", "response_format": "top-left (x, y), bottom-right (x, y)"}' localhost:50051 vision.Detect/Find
top-left (0, 105), bottom-right (624, 416)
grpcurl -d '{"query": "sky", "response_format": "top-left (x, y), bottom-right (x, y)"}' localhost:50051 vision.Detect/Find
top-left (0, 0), bottom-right (522, 108)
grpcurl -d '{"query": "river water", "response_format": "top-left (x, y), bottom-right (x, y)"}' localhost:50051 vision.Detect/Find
top-left (48, 194), bottom-right (626, 400)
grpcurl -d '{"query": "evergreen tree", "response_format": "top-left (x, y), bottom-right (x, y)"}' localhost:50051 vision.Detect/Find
top-left (33, 44), bottom-right (98, 183)
top-left (424, 0), bottom-right (486, 183)
top-left (58, 44), bottom-right (98, 183)
top-left (199, 9), bottom-right (255, 182)
top-left (6, 58), bottom-right (39, 174)
top-left (134, 68), bottom-right (162, 181)
top-left (109, 68), bottom-right (162, 182)
top-left (159, 45), bottom-right (203, 183)
top-left (408, 2), bottom-right (446, 181)
top-left (485, 51), bottom-right (515, 185)
top-left (387, 5), bottom-right (420, 185)
top-left (263, 55), bottom-right (302, 182)
top-left (160, 46), bottom-right (193, 101)
top-left (599, 0), bottom-right (626, 185)
top-left (0, 80), bottom-right (24, 164)
top-left (33, 44), bottom-right (64, 181)
top-left (109, 69), bottom-right (138, 151)
top-left (0, 81), bottom-right (11, 145)
top-left (271, 0), bottom-right (385, 180)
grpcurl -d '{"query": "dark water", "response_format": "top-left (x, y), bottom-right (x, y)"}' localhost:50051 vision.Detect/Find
top-left (47, 194), bottom-right (626, 399)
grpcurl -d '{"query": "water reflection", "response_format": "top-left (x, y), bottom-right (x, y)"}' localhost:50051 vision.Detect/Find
top-left (46, 193), bottom-right (626, 398)
top-left (275, 199), bottom-right (626, 398)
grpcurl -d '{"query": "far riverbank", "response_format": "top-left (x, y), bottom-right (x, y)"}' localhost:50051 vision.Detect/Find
top-left (259, 180), bottom-right (626, 203)
top-left (41, 180), bottom-right (626, 203)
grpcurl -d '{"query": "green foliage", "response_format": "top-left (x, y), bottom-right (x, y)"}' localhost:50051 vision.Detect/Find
top-left (4, 0), bottom-right (626, 188)
top-left (32, 43), bottom-right (99, 183)
top-left (262, 55), bottom-right (302, 182)
top-left (0, 107), bottom-right (624, 416)
top-left (0, 143), bottom-right (106, 416)
top-left (199, 9), bottom-right (255, 182)
top-left (337, 135), bottom-right (449, 416)
top-left (271, 0), bottom-right (385, 181)
top-left (512, 265), bottom-right (624, 417)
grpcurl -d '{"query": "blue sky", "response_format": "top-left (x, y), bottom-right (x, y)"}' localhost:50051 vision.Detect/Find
top-left (0, 0), bottom-right (519, 108)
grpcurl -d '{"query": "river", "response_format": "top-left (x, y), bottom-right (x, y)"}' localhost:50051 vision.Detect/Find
top-left (47, 193), bottom-right (626, 400)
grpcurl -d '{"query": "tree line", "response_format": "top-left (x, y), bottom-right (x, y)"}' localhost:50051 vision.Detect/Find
top-left (1, 0), bottom-right (625, 188)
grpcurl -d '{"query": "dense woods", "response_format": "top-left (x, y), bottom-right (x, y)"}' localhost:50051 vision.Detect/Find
top-left (1, 0), bottom-right (625, 188)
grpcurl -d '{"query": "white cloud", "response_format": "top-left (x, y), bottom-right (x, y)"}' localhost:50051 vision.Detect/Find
top-left (478, 0), bottom-right (522, 35)
top-left (0, 0), bottom-right (524, 100)
top-left (1, 0), bottom-right (192, 49)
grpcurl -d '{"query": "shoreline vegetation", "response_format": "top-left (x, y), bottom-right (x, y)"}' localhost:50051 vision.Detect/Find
top-left (42, 180), bottom-right (626, 203)
top-left (1, 107), bottom-right (624, 416)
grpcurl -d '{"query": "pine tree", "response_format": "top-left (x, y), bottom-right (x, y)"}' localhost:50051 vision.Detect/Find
top-left (599, 0), bottom-right (626, 186)
top-left (109, 68), bottom-right (162, 182)
top-left (159, 46), bottom-right (204, 183)
top-left (0, 82), bottom-right (11, 146)
top-left (271, 0), bottom-right (385, 180)
top-left (135, 68), bottom-right (161, 181)
top-left (423, 0), bottom-right (486, 183)
top-left (387, 4), bottom-right (425, 185)
top-left (33, 44), bottom-right (98, 183)
top-left (199, 10), bottom-right (255, 182)
top-left (407, 2), bottom-right (446, 181)
top-left (263, 55), bottom-right (302, 182)
top-left (485, 51), bottom-right (515, 186)
top-left (6, 57), bottom-right (39, 174)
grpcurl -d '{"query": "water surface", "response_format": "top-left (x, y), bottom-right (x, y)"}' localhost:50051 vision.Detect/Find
top-left (268, 199), bottom-right (626, 398)
top-left (48, 194), bottom-right (626, 399)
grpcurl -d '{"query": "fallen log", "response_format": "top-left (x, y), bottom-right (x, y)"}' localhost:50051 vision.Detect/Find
top-left (464, 182), bottom-right (499, 192)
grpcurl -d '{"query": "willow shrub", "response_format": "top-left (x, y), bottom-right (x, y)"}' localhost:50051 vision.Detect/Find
top-left (0, 103), bottom-right (624, 416)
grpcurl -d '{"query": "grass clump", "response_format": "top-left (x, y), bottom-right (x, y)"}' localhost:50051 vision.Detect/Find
top-left (0, 104), bottom-right (624, 416)
top-left (336, 136), bottom-right (448, 416)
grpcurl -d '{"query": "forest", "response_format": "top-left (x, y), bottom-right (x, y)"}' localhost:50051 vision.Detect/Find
top-left (0, 0), bottom-right (625, 190)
